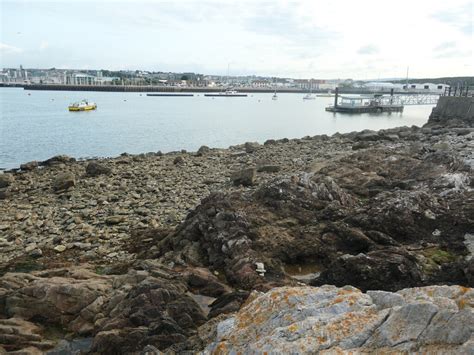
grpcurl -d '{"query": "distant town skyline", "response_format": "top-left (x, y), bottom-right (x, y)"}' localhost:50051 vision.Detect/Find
top-left (1, 0), bottom-right (472, 79)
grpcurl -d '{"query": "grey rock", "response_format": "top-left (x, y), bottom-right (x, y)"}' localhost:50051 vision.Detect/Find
top-left (86, 162), bottom-right (112, 177)
top-left (196, 145), bottom-right (211, 156)
top-left (42, 155), bottom-right (75, 166)
top-left (0, 173), bottom-right (14, 188)
top-left (365, 303), bottom-right (439, 347)
top-left (367, 290), bottom-right (405, 309)
top-left (20, 161), bottom-right (39, 171)
top-left (231, 168), bottom-right (256, 186)
top-left (257, 165), bottom-right (281, 173)
top-left (355, 131), bottom-right (380, 141)
top-left (264, 139), bottom-right (276, 145)
top-left (173, 156), bottom-right (185, 165)
top-left (244, 142), bottom-right (260, 153)
top-left (53, 173), bottom-right (76, 192)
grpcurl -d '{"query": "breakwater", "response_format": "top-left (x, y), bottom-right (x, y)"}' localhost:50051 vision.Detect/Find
top-left (0, 83), bottom-right (438, 95)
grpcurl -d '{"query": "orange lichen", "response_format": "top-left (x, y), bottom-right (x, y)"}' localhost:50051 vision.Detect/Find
top-left (317, 336), bottom-right (327, 343)
top-left (288, 324), bottom-right (298, 332)
top-left (213, 342), bottom-right (228, 355)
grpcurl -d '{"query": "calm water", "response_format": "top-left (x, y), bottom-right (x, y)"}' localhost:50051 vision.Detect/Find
top-left (0, 88), bottom-right (434, 169)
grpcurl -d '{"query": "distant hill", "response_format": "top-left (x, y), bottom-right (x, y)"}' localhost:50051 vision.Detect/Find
top-left (391, 77), bottom-right (474, 86)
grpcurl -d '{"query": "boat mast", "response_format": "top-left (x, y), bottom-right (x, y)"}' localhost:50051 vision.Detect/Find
top-left (405, 66), bottom-right (409, 91)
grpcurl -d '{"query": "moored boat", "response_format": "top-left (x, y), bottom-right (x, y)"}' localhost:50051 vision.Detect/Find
top-left (68, 100), bottom-right (97, 111)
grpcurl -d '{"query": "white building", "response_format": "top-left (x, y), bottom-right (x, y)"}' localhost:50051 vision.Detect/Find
top-left (403, 83), bottom-right (450, 92)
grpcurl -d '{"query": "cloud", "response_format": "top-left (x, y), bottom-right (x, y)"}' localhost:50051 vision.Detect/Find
top-left (433, 40), bottom-right (472, 59)
top-left (39, 40), bottom-right (49, 50)
top-left (357, 45), bottom-right (379, 55)
top-left (0, 43), bottom-right (23, 54)
top-left (433, 41), bottom-right (457, 51)
top-left (432, 2), bottom-right (473, 35)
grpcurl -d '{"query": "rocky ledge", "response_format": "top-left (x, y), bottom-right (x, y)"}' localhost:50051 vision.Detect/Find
top-left (0, 99), bottom-right (473, 353)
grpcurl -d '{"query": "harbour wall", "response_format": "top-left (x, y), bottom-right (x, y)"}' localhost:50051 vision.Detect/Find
top-left (427, 96), bottom-right (473, 127)
top-left (0, 83), bottom-right (441, 95)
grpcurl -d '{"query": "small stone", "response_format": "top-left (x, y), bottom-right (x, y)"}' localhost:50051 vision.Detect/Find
top-left (106, 216), bottom-right (125, 225)
top-left (54, 245), bottom-right (66, 252)
top-left (29, 248), bottom-right (43, 257)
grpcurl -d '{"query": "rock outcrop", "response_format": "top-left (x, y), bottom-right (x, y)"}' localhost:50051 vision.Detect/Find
top-left (154, 140), bottom-right (473, 292)
top-left (204, 285), bottom-right (474, 354)
top-left (0, 113), bottom-right (473, 353)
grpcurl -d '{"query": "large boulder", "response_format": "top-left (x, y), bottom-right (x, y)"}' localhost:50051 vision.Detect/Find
top-left (41, 155), bottom-right (75, 167)
top-left (204, 285), bottom-right (474, 354)
top-left (20, 161), bottom-right (39, 171)
top-left (0, 173), bottom-right (14, 188)
top-left (230, 168), bottom-right (256, 186)
top-left (86, 161), bottom-right (112, 177)
top-left (52, 172), bottom-right (76, 191)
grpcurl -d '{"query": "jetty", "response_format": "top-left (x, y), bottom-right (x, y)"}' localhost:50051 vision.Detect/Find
top-left (146, 93), bottom-right (194, 97)
top-left (326, 88), bottom-right (404, 113)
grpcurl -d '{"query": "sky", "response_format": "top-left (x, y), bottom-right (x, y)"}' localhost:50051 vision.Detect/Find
top-left (0, 0), bottom-right (473, 79)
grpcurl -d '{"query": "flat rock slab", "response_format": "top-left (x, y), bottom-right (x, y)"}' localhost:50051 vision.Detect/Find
top-left (204, 285), bottom-right (474, 354)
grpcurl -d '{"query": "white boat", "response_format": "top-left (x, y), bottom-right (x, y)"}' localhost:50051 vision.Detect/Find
top-left (303, 93), bottom-right (316, 100)
top-left (272, 91), bottom-right (278, 100)
top-left (316, 90), bottom-right (334, 97)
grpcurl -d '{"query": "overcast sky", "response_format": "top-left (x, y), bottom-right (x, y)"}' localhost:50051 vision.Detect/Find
top-left (1, 0), bottom-right (472, 79)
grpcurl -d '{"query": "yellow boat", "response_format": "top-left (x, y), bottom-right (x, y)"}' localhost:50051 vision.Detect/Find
top-left (68, 100), bottom-right (97, 111)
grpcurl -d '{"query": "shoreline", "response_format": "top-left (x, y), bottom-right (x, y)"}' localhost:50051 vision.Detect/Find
top-left (1, 100), bottom-right (473, 353)
top-left (0, 83), bottom-right (444, 95)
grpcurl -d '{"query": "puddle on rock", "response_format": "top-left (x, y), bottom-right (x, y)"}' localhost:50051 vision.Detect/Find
top-left (188, 292), bottom-right (216, 316)
top-left (284, 263), bottom-right (324, 282)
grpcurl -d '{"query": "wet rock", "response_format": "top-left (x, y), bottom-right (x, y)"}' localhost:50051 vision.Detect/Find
top-left (244, 142), bottom-right (260, 153)
top-left (105, 216), bottom-right (125, 225)
top-left (86, 162), bottom-right (112, 177)
top-left (257, 165), bottom-right (281, 173)
top-left (91, 276), bottom-right (207, 353)
top-left (0, 318), bottom-right (54, 353)
top-left (173, 156), bottom-right (185, 165)
top-left (231, 168), bottom-right (256, 186)
top-left (0, 188), bottom-right (11, 200)
top-left (2, 268), bottom-right (113, 334)
top-left (42, 155), bottom-right (75, 167)
top-left (196, 145), bottom-right (210, 156)
top-left (0, 173), bottom-right (14, 188)
top-left (52, 172), bottom-right (76, 192)
top-left (355, 130), bottom-right (380, 141)
top-left (20, 161), bottom-right (39, 171)
top-left (352, 141), bottom-right (371, 150)
top-left (312, 249), bottom-right (423, 292)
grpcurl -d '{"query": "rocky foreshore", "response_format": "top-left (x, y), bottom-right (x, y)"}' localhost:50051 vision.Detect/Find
top-left (0, 99), bottom-right (473, 354)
